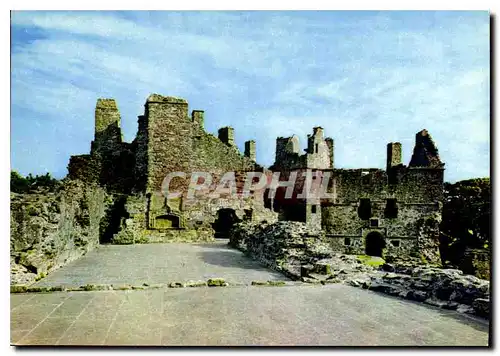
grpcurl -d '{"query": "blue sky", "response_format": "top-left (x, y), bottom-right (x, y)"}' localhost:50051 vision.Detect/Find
top-left (11, 11), bottom-right (489, 182)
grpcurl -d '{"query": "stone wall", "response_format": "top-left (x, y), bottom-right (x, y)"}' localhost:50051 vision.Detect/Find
top-left (228, 221), bottom-right (326, 278)
top-left (228, 221), bottom-right (489, 318)
top-left (63, 95), bottom-right (446, 260)
top-left (143, 95), bottom-right (192, 193)
top-left (191, 131), bottom-right (256, 173)
top-left (68, 99), bottom-right (136, 193)
top-left (321, 202), bottom-right (441, 262)
top-left (10, 180), bottom-right (109, 285)
top-left (273, 128), bottom-right (333, 171)
top-left (113, 187), bottom-right (278, 243)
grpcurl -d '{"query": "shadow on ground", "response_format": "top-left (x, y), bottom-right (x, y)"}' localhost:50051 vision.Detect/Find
top-left (198, 248), bottom-right (273, 271)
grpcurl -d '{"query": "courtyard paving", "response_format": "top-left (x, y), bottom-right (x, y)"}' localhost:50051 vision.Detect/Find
top-left (12, 241), bottom-right (490, 346)
top-left (33, 240), bottom-right (286, 288)
top-left (11, 284), bottom-right (489, 346)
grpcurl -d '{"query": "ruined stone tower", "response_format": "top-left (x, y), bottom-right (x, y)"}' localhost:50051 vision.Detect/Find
top-left (92, 98), bottom-right (122, 154)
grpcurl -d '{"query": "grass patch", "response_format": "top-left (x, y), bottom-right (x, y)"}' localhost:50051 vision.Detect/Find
top-left (35, 272), bottom-right (47, 282)
top-left (357, 255), bottom-right (385, 267)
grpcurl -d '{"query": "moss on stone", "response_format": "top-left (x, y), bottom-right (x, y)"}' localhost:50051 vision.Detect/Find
top-left (357, 255), bottom-right (385, 267)
top-left (112, 229), bottom-right (135, 244)
top-left (35, 272), bottom-right (47, 282)
top-left (185, 280), bottom-right (207, 287)
top-left (207, 278), bottom-right (226, 287)
top-left (251, 280), bottom-right (268, 286)
top-left (314, 263), bottom-right (331, 275)
top-left (26, 286), bottom-right (51, 293)
top-left (10, 285), bottom-right (27, 293)
top-left (26, 205), bottom-right (38, 216)
top-left (267, 280), bottom-right (286, 286)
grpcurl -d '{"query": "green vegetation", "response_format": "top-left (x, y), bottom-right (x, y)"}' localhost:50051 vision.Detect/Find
top-left (26, 205), bottom-right (38, 216)
top-left (10, 285), bottom-right (27, 293)
top-left (440, 178), bottom-right (490, 273)
top-left (35, 272), bottom-right (47, 281)
top-left (207, 278), bottom-right (226, 287)
top-left (251, 280), bottom-right (287, 286)
top-left (185, 280), bottom-right (207, 287)
top-left (111, 230), bottom-right (135, 244)
top-left (267, 280), bottom-right (286, 286)
top-left (357, 255), bottom-right (385, 267)
top-left (11, 170), bottom-right (60, 193)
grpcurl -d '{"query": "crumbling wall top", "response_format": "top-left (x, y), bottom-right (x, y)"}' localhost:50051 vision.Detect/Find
top-left (409, 129), bottom-right (444, 168)
top-left (96, 98), bottom-right (118, 108)
top-left (146, 94), bottom-right (188, 104)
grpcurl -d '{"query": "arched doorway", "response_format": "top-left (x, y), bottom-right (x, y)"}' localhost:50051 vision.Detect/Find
top-left (212, 208), bottom-right (240, 239)
top-left (365, 231), bottom-right (386, 257)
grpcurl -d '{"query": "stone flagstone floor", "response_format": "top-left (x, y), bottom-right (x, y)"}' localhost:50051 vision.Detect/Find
top-left (11, 241), bottom-right (490, 347)
top-left (11, 285), bottom-right (489, 346)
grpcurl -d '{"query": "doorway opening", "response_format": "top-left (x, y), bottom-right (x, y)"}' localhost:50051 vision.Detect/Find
top-left (365, 231), bottom-right (386, 257)
top-left (212, 208), bottom-right (241, 239)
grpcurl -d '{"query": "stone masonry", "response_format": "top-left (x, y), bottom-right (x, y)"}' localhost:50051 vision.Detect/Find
top-left (270, 127), bottom-right (445, 264)
top-left (69, 94), bottom-right (277, 243)
top-left (66, 94), bottom-right (445, 264)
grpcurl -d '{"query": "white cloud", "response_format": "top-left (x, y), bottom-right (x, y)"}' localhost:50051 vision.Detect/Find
top-left (11, 11), bottom-right (489, 182)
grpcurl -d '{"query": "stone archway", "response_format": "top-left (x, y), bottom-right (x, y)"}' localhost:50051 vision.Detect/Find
top-left (365, 231), bottom-right (386, 257)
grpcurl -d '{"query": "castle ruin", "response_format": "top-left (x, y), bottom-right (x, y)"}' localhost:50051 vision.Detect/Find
top-left (68, 94), bottom-right (445, 263)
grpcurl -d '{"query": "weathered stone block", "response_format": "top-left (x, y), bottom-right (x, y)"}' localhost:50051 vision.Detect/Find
top-left (207, 278), bottom-right (226, 287)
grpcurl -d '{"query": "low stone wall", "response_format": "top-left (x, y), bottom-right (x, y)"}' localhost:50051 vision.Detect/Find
top-left (112, 228), bottom-right (215, 244)
top-left (311, 255), bottom-right (490, 318)
top-left (229, 221), bottom-right (330, 279)
top-left (10, 180), bottom-right (109, 286)
top-left (229, 221), bottom-right (490, 318)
